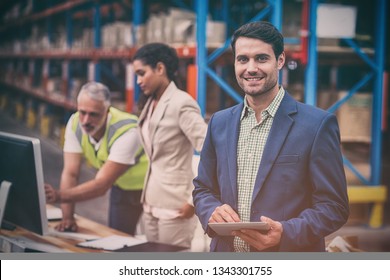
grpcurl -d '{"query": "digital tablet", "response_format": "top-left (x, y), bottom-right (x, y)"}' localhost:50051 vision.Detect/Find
top-left (208, 222), bottom-right (270, 236)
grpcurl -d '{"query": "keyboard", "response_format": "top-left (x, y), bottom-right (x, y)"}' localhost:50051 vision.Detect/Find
top-left (0, 235), bottom-right (70, 253)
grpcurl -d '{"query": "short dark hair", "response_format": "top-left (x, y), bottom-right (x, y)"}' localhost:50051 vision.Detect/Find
top-left (133, 42), bottom-right (179, 81)
top-left (230, 21), bottom-right (284, 59)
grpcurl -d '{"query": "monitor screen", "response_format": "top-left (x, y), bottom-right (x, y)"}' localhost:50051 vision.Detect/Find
top-left (0, 131), bottom-right (48, 235)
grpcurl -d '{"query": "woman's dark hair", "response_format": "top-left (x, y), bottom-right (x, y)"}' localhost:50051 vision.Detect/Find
top-left (134, 43), bottom-right (180, 113)
top-left (230, 21), bottom-right (284, 59)
top-left (133, 42), bottom-right (179, 81)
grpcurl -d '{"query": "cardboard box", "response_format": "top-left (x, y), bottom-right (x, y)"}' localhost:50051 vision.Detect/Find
top-left (187, 20), bottom-right (227, 47)
top-left (147, 8), bottom-right (196, 44)
top-left (206, 21), bottom-right (227, 46)
top-left (337, 92), bottom-right (372, 143)
top-left (317, 4), bottom-right (357, 38)
top-left (134, 24), bottom-right (146, 46)
top-left (116, 22), bottom-right (133, 48)
top-left (102, 23), bottom-right (115, 49)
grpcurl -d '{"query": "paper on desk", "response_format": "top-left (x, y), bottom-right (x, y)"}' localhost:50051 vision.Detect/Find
top-left (46, 208), bottom-right (79, 221)
top-left (47, 228), bottom-right (99, 241)
top-left (46, 207), bottom-right (63, 221)
top-left (77, 235), bottom-right (147, 251)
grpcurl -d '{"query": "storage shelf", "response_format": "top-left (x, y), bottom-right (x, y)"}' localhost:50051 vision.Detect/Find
top-left (0, 81), bottom-right (76, 111)
top-left (0, 47), bottom-right (194, 60)
top-left (1, 44), bottom-right (373, 63)
top-left (0, 49), bottom-right (136, 60)
top-left (0, 0), bottom-right (92, 32)
top-left (317, 45), bottom-right (375, 65)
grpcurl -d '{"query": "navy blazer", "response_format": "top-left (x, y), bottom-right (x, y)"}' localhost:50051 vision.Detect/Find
top-left (193, 92), bottom-right (349, 252)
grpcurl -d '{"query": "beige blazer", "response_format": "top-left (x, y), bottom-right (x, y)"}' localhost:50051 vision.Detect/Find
top-left (138, 82), bottom-right (207, 209)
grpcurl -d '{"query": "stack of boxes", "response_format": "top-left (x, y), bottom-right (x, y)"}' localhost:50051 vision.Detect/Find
top-left (142, 8), bottom-right (226, 47)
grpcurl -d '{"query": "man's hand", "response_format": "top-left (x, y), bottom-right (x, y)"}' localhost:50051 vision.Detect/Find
top-left (208, 204), bottom-right (241, 223)
top-left (232, 216), bottom-right (283, 251)
top-left (55, 218), bottom-right (78, 232)
top-left (45, 183), bottom-right (60, 203)
top-left (178, 203), bottom-right (195, 219)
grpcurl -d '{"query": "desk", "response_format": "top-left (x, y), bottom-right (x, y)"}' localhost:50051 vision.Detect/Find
top-left (0, 205), bottom-right (187, 253)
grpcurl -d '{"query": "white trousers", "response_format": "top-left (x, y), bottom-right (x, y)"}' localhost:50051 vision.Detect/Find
top-left (143, 211), bottom-right (197, 249)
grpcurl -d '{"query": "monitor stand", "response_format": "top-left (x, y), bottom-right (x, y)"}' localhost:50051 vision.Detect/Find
top-left (0, 180), bottom-right (15, 231)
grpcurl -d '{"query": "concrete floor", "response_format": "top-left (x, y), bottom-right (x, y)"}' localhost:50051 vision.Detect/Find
top-left (1, 110), bottom-right (389, 252)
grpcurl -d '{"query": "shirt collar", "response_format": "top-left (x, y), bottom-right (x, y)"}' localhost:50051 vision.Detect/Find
top-left (240, 86), bottom-right (285, 121)
top-left (88, 112), bottom-right (111, 147)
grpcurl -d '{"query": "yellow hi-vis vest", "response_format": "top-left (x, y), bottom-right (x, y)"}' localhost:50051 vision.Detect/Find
top-left (72, 107), bottom-right (147, 191)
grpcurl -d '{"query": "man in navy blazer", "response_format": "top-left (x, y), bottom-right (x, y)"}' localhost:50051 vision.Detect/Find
top-left (193, 21), bottom-right (349, 252)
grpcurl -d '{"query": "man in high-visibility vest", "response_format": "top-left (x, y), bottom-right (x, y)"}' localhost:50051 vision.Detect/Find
top-left (45, 81), bottom-right (147, 235)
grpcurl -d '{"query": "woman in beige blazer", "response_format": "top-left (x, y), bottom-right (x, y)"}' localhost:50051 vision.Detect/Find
top-left (133, 43), bottom-right (207, 248)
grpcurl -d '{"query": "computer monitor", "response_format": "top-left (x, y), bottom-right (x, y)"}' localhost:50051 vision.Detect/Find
top-left (0, 131), bottom-right (48, 235)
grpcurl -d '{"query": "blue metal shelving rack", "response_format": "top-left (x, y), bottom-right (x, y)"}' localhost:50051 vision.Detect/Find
top-left (306, 0), bottom-right (387, 188)
top-left (195, 0), bottom-right (283, 116)
top-left (130, 0), bottom-right (387, 193)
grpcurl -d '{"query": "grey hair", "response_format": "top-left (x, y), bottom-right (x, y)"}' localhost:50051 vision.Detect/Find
top-left (77, 81), bottom-right (111, 108)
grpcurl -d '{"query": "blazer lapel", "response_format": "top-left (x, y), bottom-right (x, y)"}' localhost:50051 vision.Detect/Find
top-left (138, 98), bottom-right (151, 125)
top-left (226, 103), bottom-right (244, 209)
top-left (251, 93), bottom-right (297, 201)
top-left (138, 98), bottom-right (152, 155)
top-left (149, 100), bottom-right (168, 142)
top-left (148, 82), bottom-right (176, 152)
